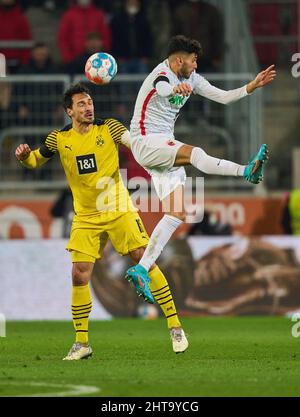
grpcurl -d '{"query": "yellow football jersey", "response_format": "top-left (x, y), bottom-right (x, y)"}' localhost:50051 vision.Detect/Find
top-left (38, 118), bottom-right (136, 219)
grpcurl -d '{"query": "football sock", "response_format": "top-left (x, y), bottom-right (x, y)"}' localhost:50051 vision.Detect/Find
top-left (72, 284), bottom-right (92, 344)
top-left (139, 215), bottom-right (183, 271)
top-left (149, 266), bottom-right (181, 329)
top-left (191, 147), bottom-right (245, 176)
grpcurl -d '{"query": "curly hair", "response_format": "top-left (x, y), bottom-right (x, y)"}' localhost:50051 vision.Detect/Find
top-left (63, 83), bottom-right (91, 111)
top-left (167, 35), bottom-right (203, 57)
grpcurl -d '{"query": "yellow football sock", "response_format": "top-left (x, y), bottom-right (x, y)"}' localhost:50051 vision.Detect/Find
top-left (72, 284), bottom-right (92, 344)
top-left (149, 266), bottom-right (181, 329)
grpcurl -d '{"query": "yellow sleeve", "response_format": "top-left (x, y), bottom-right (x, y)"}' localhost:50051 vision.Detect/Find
top-left (20, 130), bottom-right (58, 169)
top-left (103, 118), bottom-right (127, 145)
top-left (21, 149), bottom-right (50, 169)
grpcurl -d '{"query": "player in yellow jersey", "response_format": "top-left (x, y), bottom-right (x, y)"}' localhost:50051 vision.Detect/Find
top-left (15, 83), bottom-right (188, 360)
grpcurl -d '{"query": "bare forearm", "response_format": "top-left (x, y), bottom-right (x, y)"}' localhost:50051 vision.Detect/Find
top-left (246, 80), bottom-right (258, 94)
top-left (247, 65), bottom-right (277, 93)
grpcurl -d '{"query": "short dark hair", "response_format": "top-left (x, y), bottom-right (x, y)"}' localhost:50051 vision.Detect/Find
top-left (63, 83), bottom-right (91, 111)
top-left (32, 42), bottom-right (47, 50)
top-left (86, 31), bottom-right (102, 41)
top-left (167, 35), bottom-right (202, 57)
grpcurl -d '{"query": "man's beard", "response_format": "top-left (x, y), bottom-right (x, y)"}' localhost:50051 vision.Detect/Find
top-left (80, 117), bottom-right (94, 124)
top-left (179, 68), bottom-right (191, 79)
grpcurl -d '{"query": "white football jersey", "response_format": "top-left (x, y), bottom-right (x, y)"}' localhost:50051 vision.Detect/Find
top-left (130, 59), bottom-right (248, 138)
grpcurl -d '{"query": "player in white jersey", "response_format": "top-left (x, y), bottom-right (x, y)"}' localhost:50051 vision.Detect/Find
top-left (125, 35), bottom-right (276, 305)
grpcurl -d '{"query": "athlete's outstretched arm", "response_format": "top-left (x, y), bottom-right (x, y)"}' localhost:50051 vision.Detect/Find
top-left (15, 144), bottom-right (51, 168)
top-left (194, 65), bottom-right (276, 105)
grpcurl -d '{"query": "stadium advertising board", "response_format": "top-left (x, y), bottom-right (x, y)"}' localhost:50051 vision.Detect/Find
top-left (0, 197), bottom-right (285, 238)
top-left (1, 236), bottom-right (300, 319)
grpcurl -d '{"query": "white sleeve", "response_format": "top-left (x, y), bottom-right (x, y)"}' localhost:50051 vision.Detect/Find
top-left (120, 130), bottom-right (131, 149)
top-left (155, 80), bottom-right (174, 97)
top-left (193, 74), bottom-right (249, 105)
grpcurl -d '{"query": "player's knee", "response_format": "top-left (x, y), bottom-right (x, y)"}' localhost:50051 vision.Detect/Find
top-left (72, 263), bottom-right (91, 285)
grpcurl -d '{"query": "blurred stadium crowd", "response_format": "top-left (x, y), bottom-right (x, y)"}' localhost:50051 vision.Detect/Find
top-left (1, 0), bottom-right (226, 74)
top-left (1, 0), bottom-right (298, 74)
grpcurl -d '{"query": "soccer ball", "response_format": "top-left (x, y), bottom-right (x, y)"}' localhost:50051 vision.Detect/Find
top-left (85, 52), bottom-right (117, 85)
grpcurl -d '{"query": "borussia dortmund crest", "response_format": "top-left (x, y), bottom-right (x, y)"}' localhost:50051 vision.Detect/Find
top-left (96, 135), bottom-right (104, 147)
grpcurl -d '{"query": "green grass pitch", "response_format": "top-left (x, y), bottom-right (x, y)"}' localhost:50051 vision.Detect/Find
top-left (0, 317), bottom-right (299, 397)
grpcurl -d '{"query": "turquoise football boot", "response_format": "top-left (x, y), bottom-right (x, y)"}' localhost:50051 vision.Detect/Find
top-left (125, 264), bottom-right (154, 304)
top-left (243, 144), bottom-right (269, 184)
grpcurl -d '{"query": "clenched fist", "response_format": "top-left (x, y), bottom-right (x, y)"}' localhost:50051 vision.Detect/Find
top-left (15, 144), bottom-right (32, 161)
top-left (173, 83), bottom-right (192, 97)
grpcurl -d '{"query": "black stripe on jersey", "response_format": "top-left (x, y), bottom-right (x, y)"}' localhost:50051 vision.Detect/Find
top-left (104, 118), bottom-right (126, 143)
top-left (110, 129), bottom-right (125, 143)
top-left (47, 137), bottom-right (57, 143)
top-left (46, 140), bottom-right (57, 147)
top-left (109, 123), bottom-right (124, 132)
top-left (104, 118), bottom-right (119, 125)
top-left (110, 127), bottom-right (125, 137)
top-left (48, 131), bottom-right (57, 136)
top-left (44, 130), bottom-right (58, 153)
top-left (104, 118), bottom-right (125, 130)
top-left (109, 125), bottom-right (124, 134)
top-left (48, 130), bottom-right (58, 137)
top-left (39, 144), bottom-right (55, 158)
top-left (153, 75), bottom-right (170, 88)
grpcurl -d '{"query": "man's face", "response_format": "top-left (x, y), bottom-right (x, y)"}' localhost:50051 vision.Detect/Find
top-left (68, 93), bottom-right (94, 124)
top-left (32, 46), bottom-right (49, 65)
top-left (179, 53), bottom-right (198, 78)
top-left (86, 37), bottom-right (102, 54)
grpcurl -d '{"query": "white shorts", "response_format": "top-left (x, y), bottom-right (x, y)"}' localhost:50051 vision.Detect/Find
top-left (131, 134), bottom-right (186, 200)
